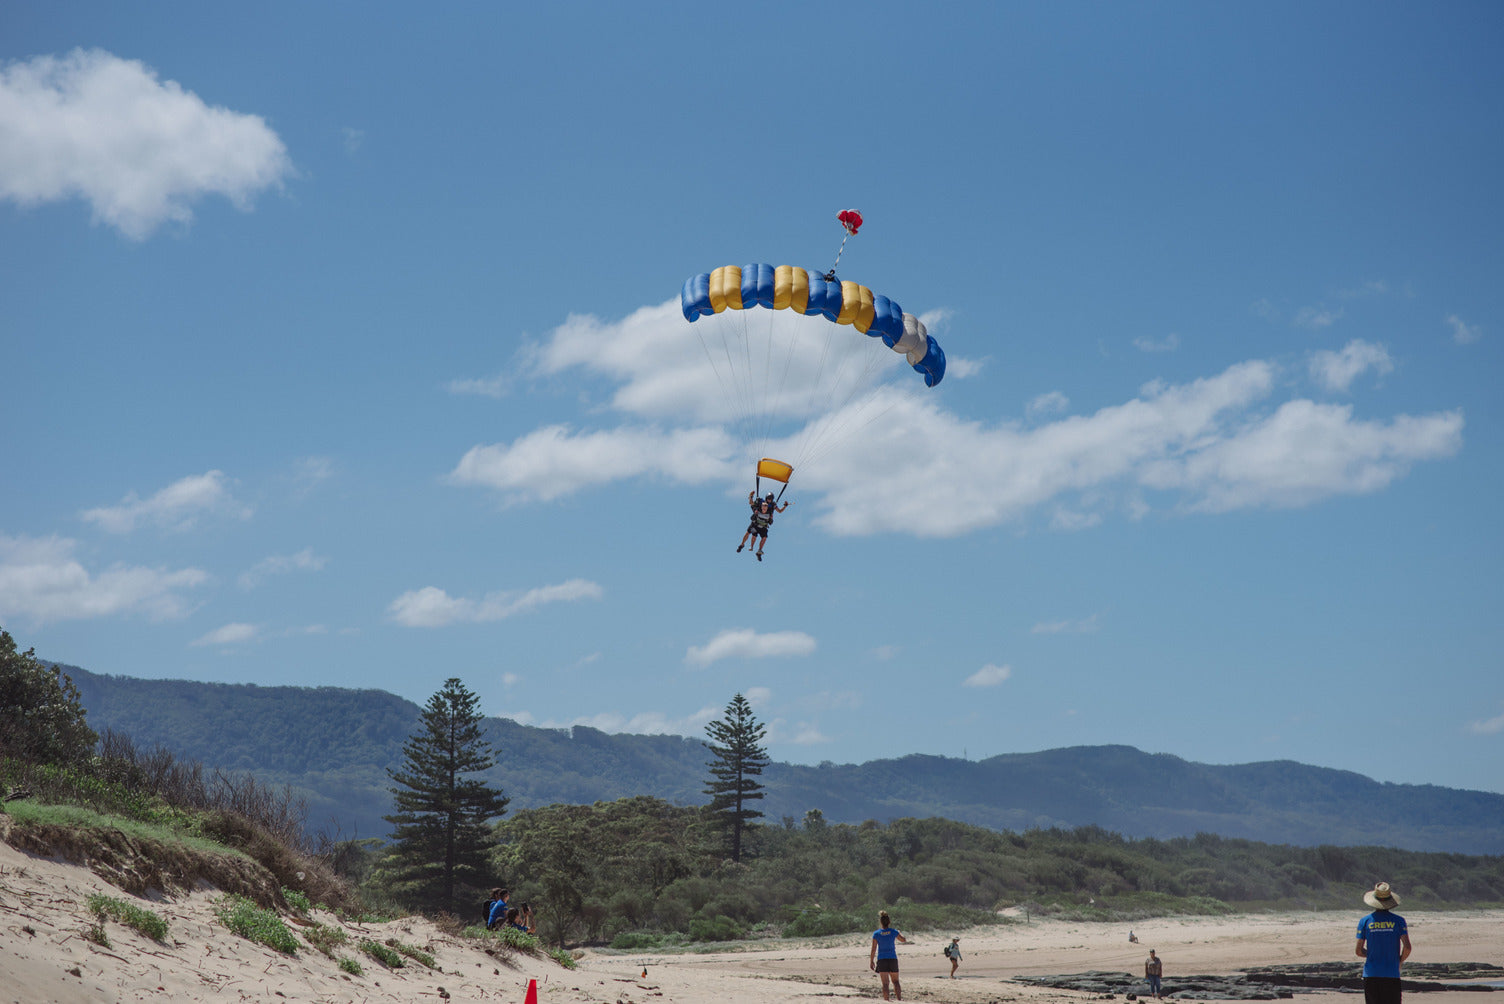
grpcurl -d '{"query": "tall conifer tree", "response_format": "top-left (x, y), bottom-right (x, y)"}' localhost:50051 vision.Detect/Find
top-left (703, 693), bottom-right (769, 863)
top-left (384, 678), bottom-right (508, 913)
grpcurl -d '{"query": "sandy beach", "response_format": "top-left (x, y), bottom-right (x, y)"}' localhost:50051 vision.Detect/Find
top-left (3, 834), bottom-right (1499, 1004)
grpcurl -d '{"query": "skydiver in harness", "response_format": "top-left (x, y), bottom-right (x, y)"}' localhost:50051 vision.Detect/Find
top-left (736, 491), bottom-right (790, 562)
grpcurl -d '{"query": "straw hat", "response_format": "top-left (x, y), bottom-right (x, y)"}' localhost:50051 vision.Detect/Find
top-left (1363, 882), bottom-right (1401, 911)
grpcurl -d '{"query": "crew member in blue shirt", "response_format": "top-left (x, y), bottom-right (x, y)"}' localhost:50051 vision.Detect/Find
top-left (1356, 882), bottom-right (1411, 1004)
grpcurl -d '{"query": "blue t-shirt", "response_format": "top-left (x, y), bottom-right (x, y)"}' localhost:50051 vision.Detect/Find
top-left (1357, 910), bottom-right (1407, 978)
top-left (487, 898), bottom-right (509, 928)
top-left (872, 927), bottom-right (901, 959)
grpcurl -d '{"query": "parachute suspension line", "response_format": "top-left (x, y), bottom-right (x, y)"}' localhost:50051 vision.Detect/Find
top-left (824, 208), bottom-right (863, 281)
top-left (824, 231), bottom-right (852, 281)
top-left (790, 340), bottom-right (894, 473)
top-left (752, 305), bottom-right (779, 462)
top-left (691, 316), bottom-right (737, 428)
top-left (787, 304), bottom-right (845, 469)
top-left (798, 382), bottom-right (908, 473)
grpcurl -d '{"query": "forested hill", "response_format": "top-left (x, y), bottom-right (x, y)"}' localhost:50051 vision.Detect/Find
top-left (63, 665), bottom-right (1504, 854)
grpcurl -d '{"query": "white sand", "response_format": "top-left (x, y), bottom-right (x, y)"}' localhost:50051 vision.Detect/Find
top-left (3, 831), bottom-right (1498, 1004)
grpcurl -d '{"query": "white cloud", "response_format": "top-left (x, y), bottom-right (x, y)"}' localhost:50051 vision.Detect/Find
top-left (501, 672), bottom-right (521, 687)
top-left (685, 628), bottom-right (817, 667)
top-left (341, 126), bottom-right (363, 154)
top-left (0, 49), bottom-right (291, 239)
top-left (1294, 305), bottom-right (1343, 330)
top-left (1250, 298), bottom-right (1281, 322)
top-left (464, 300), bottom-right (1464, 538)
top-left (281, 624), bottom-right (326, 638)
top-left (871, 644), bottom-right (900, 661)
top-left (1336, 280), bottom-right (1389, 299)
top-left (942, 356), bottom-right (984, 379)
top-left (798, 362), bottom-right (1276, 536)
top-left (1032, 614), bottom-right (1101, 634)
top-left (81, 470), bottom-right (251, 533)
top-left (523, 704), bottom-right (722, 738)
top-left (387, 578), bottom-right (602, 628)
top-left (744, 686), bottom-right (773, 708)
top-left (1050, 508), bottom-right (1103, 531)
top-left (529, 301), bottom-right (923, 425)
top-left (239, 547), bottom-right (326, 589)
top-left (292, 456), bottom-right (335, 494)
top-left (447, 373), bottom-right (511, 399)
top-left (450, 424), bottom-right (737, 503)
top-left (964, 663), bottom-right (1012, 687)
top-left (773, 719), bottom-right (831, 745)
top-left (1467, 707), bottom-right (1504, 735)
top-left (1027, 391), bottom-right (1070, 419)
top-left (1133, 333), bottom-right (1180, 353)
top-left (1447, 314), bottom-right (1481, 345)
top-left (191, 622), bottom-right (258, 647)
top-left (0, 533), bottom-right (206, 624)
top-left (1141, 400), bottom-right (1463, 512)
top-left (1309, 339), bottom-right (1394, 393)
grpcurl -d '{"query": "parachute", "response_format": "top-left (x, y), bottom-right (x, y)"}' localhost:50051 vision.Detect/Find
top-left (680, 265), bottom-right (945, 388)
top-left (680, 214), bottom-right (946, 493)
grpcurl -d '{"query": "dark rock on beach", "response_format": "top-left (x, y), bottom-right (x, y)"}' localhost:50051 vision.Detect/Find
top-left (1014, 963), bottom-right (1502, 1000)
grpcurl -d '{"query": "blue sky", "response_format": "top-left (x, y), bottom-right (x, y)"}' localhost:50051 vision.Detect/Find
top-left (4, 3), bottom-right (1502, 795)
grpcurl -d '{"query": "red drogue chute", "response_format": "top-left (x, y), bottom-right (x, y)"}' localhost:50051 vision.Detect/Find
top-left (837, 208), bottom-right (863, 236)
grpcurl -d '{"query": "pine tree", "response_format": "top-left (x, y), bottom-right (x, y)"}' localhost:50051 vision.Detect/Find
top-left (703, 693), bottom-right (770, 863)
top-left (383, 678), bottom-right (508, 914)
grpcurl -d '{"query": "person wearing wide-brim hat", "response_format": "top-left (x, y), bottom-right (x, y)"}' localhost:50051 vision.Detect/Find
top-left (1356, 882), bottom-right (1411, 1004)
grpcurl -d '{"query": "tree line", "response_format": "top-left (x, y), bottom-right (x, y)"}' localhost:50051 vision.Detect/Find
top-left (5, 635), bottom-right (1502, 950)
top-left (352, 676), bottom-right (1504, 946)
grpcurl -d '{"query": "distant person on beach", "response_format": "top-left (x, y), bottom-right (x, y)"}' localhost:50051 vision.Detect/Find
top-left (944, 937), bottom-right (962, 978)
top-left (1129, 930), bottom-right (1139, 943)
top-left (869, 910), bottom-right (908, 1001)
top-left (1145, 949), bottom-right (1164, 999)
top-left (1357, 882), bottom-right (1411, 1004)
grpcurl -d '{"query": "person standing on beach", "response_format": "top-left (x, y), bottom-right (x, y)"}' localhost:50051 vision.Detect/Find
top-left (1357, 882), bottom-right (1411, 1004)
top-left (944, 937), bottom-right (962, 978)
top-left (1145, 948), bottom-right (1164, 999)
top-left (869, 910), bottom-right (908, 1001)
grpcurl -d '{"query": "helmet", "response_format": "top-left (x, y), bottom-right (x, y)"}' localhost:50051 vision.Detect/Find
top-left (765, 493), bottom-right (776, 501)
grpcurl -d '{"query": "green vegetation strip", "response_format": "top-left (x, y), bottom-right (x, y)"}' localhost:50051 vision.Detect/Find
top-left (215, 894), bottom-right (299, 955)
top-left (359, 939), bottom-right (404, 968)
top-left (302, 921), bottom-right (348, 957)
top-left (384, 937), bottom-right (436, 968)
top-left (87, 894), bottom-right (168, 942)
top-left (5, 800), bottom-right (245, 857)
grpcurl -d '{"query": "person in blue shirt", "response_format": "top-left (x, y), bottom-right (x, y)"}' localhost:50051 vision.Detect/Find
top-left (868, 910), bottom-right (909, 1001)
top-left (486, 888), bottom-right (510, 930)
top-left (1356, 882), bottom-right (1411, 1004)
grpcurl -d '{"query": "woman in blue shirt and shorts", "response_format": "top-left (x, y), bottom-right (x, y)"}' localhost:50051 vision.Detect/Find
top-left (869, 910), bottom-right (909, 1001)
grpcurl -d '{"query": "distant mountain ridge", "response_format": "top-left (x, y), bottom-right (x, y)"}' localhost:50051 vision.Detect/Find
top-left (60, 664), bottom-right (1504, 854)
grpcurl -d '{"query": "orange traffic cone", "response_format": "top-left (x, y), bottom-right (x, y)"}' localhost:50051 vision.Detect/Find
top-left (524, 978), bottom-right (538, 1004)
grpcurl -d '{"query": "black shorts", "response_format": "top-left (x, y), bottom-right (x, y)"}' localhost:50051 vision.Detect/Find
top-left (1364, 978), bottom-right (1402, 1004)
top-left (746, 522), bottom-right (768, 538)
top-left (875, 958), bottom-right (898, 973)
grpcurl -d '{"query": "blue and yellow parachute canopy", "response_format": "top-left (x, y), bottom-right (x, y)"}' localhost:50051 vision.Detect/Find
top-left (680, 264), bottom-right (945, 388)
